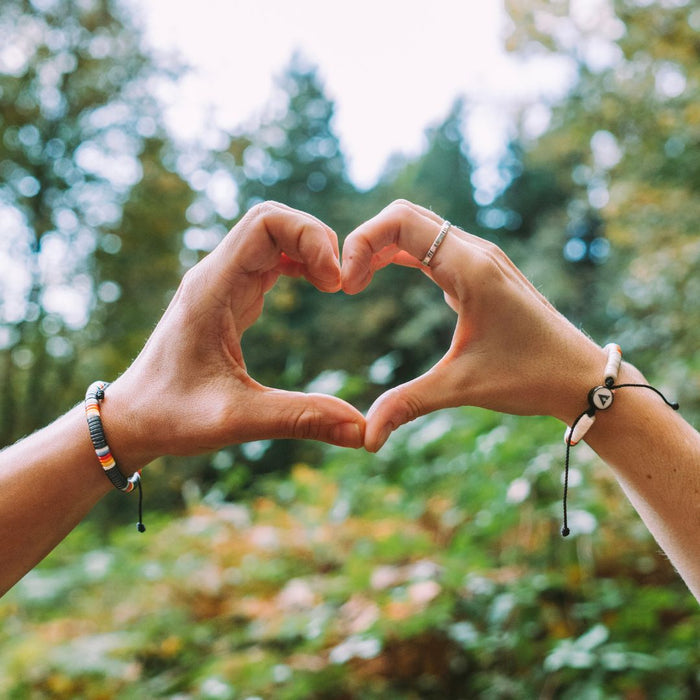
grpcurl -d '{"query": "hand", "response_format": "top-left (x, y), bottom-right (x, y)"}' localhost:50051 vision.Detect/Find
top-left (104, 202), bottom-right (365, 470)
top-left (341, 200), bottom-right (607, 452)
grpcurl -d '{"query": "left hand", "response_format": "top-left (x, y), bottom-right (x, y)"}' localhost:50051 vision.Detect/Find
top-left (341, 200), bottom-right (606, 452)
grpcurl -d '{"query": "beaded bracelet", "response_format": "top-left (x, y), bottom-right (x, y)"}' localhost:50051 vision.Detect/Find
top-left (85, 381), bottom-right (145, 532)
top-left (561, 344), bottom-right (678, 537)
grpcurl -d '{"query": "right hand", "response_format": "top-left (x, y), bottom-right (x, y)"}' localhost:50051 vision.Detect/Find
top-left (104, 202), bottom-right (366, 471)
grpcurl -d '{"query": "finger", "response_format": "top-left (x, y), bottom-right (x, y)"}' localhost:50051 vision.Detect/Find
top-left (394, 201), bottom-right (491, 251)
top-left (247, 388), bottom-right (366, 448)
top-left (391, 201), bottom-right (534, 287)
top-left (366, 248), bottom-right (426, 272)
top-left (402, 206), bottom-right (555, 306)
top-left (274, 252), bottom-right (321, 281)
top-left (245, 200), bottom-right (341, 258)
top-left (341, 200), bottom-right (461, 295)
top-left (363, 358), bottom-right (464, 452)
top-left (216, 201), bottom-right (342, 292)
top-left (342, 201), bottom-right (433, 293)
top-left (344, 200), bottom-right (554, 315)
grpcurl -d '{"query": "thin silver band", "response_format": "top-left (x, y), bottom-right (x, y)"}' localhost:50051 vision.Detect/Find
top-left (421, 220), bottom-right (451, 266)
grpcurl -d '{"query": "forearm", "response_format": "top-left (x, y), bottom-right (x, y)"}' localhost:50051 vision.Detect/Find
top-left (580, 362), bottom-right (700, 599)
top-left (0, 404), bottom-right (115, 595)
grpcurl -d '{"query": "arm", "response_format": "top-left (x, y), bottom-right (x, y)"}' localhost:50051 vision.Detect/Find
top-left (341, 199), bottom-right (700, 600)
top-left (0, 202), bottom-right (365, 596)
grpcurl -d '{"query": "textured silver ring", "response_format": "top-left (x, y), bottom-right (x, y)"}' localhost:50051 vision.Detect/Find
top-left (421, 220), bottom-right (451, 266)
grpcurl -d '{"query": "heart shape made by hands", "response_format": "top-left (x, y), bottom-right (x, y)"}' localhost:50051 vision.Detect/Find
top-left (116, 200), bottom-right (603, 462)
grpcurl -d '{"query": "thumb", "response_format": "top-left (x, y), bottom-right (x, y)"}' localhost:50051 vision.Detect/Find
top-left (253, 389), bottom-right (366, 448)
top-left (365, 362), bottom-right (462, 452)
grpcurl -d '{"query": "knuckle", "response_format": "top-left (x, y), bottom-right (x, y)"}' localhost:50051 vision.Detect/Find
top-left (386, 199), bottom-right (415, 217)
top-left (471, 245), bottom-right (506, 282)
top-left (247, 200), bottom-right (281, 223)
top-left (290, 404), bottom-right (323, 440)
top-left (178, 264), bottom-right (204, 300)
top-left (402, 393), bottom-right (425, 424)
top-left (390, 388), bottom-right (424, 425)
top-left (481, 239), bottom-right (505, 260)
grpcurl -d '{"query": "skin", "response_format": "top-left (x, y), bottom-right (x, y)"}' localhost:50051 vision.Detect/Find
top-left (341, 199), bottom-right (700, 601)
top-left (0, 202), bottom-right (365, 596)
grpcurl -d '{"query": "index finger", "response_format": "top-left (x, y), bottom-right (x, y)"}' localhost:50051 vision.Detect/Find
top-left (341, 199), bottom-right (460, 295)
top-left (212, 201), bottom-right (342, 292)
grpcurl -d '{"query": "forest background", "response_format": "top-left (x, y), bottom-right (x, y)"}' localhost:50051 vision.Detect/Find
top-left (0, 0), bottom-right (699, 697)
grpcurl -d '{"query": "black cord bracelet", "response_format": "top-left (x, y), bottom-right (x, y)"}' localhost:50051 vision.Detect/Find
top-left (85, 381), bottom-right (145, 532)
top-left (561, 345), bottom-right (678, 537)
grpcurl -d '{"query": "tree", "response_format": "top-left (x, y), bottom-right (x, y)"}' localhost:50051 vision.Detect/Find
top-left (231, 52), bottom-right (355, 229)
top-left (377, 99), bottom-right (481, 234)
top-left (501, 0), bottom-right (700, 399)
top-left (0, 0), bottom-right (191, 444)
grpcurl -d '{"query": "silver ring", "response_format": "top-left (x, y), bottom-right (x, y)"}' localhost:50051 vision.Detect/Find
top-left (421, 220), bottom-right (451, 266)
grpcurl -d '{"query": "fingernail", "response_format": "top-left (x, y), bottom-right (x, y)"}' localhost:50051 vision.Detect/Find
top-left (333, 422), bottom-right (363, 447)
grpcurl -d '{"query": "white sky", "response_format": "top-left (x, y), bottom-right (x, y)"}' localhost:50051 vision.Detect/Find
top-left (133, 0), bottom-right (576, 189)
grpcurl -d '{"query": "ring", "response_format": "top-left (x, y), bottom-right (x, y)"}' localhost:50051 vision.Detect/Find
top-left (421, 220), bottom-right (451, 266)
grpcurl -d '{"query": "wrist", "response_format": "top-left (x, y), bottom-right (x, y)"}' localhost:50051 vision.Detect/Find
top-left (95, 378), bottom-right (162, 476)
top-left (581, 360), bottom-right (653, 444)
top-left (548, 339), bottom-right (610, 426)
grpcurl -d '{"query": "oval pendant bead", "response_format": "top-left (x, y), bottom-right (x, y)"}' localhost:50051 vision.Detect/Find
top-left (564, 412), bottom-right (596, 446)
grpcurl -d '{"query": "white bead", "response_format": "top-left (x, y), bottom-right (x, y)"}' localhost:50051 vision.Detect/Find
top-left (603, 343), bottom-right (622, 386)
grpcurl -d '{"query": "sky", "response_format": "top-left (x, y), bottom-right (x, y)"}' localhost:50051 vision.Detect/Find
top-left (1, 0), bottom-right (579, 341)
top-left (134, 0), bottom-right (577, 189)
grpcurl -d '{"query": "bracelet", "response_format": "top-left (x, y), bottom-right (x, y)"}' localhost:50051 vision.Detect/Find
top-left (85, 381), bottom-right (145, 532)
top-left (561, 344), bottom-right (678, 537)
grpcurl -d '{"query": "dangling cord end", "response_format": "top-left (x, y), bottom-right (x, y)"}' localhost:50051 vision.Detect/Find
top-left (562, 409), bottom-right (590, 537)
top-left (562, 435), bottom-right (572, 537)
top-left (561, 383), bottom-right (679, 538)
top-left (128, 471), bottom-right (146, 533)
top-left (136, 476), bottom-right (145, 532)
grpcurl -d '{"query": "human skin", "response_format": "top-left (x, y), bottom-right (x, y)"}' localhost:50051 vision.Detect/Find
top-left (0, 202), bottom-right (365, 596)
top-left (341, 199), bottom-right (700, 601)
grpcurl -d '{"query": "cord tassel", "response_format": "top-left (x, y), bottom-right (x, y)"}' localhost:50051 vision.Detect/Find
top-left (611, 383), bottom-right (680, 411)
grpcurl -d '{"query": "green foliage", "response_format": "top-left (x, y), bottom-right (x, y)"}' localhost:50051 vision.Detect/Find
top-left (2, 411), bottom-right (697, 697)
